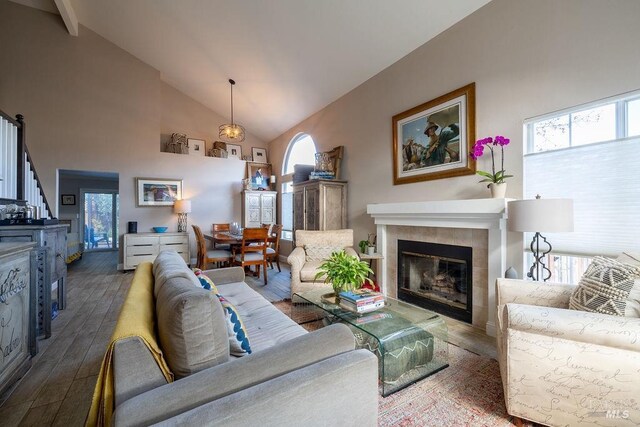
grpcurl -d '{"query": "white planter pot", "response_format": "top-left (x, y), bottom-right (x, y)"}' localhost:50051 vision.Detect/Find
top-left (367, 246), bottom-right (375, 255)
top-left (489, 183), bottom-right (507, 198)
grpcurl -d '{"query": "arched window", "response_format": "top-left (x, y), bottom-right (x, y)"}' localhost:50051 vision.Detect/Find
top-left (281, 134), bottom-right (316, 239)
top-left (282, 133), bottom-right (316, 175)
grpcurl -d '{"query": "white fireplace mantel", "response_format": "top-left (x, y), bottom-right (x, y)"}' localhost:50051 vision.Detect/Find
top-left (367, 198), bottom-right (512, 337)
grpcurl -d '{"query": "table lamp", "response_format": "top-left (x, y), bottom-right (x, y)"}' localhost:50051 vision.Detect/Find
top-left (507, 196), bottom-right (573, 281)
top-left (173, 199), bottom-right (191, 232)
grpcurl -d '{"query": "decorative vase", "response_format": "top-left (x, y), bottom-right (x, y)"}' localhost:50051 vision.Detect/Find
top-left (489, 182), bottom-right (507, 198)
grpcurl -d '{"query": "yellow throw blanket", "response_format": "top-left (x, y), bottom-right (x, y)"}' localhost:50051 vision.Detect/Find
top-left (86, 262), bottom-right (174, 427)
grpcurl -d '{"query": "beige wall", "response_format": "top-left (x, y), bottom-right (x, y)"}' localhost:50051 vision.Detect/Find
top-left (0, 1), bottom-right (267, 262)
top-left (268, 0), bottom-right (640, 272)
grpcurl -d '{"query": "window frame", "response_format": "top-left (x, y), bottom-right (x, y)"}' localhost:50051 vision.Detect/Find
top-left (524, 89), bottom-right (640, 155)
top-left (280, 133), bottom-right (316, 241)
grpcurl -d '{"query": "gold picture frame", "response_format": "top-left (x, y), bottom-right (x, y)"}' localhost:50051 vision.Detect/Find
top-left (392, 83), bottom-right (476, 185)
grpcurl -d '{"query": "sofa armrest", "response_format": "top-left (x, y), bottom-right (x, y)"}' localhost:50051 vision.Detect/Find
top-left (113, 337), bottom-right (168, 406)
top-left (114, 324), bottom-right (357, 426)
top-left (202, 266), bottom-right (245, 285)
top-left (148, 350), bottom-right (378, 427)
top-left (287, 247), bottom-right (306, 271)
top-left (496, 278), bottom-right (575, 308)
top-left (344, 247), bottom-right (358, 258)
top-left (505, 303), bottom-right (640, 352)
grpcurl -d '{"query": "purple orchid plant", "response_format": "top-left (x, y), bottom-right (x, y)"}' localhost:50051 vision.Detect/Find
top-left (469, 135), bottom-right (512, 186)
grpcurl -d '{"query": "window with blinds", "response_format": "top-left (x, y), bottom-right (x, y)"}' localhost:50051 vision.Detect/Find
top-left (523, 90), bottom-right (640, 260)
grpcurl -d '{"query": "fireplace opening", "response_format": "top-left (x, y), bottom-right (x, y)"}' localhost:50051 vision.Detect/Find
top-left (397, 240), bottom-right (472, 323)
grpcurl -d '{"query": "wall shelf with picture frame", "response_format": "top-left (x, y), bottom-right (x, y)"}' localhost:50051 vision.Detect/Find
top-left (159, 134), bottom-right (270, 163)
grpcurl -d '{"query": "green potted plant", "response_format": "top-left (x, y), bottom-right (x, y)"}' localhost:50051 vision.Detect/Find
top-left (358, 233), bottom-right (376, 255)
top-left (315, 250), bottom-right (374, 302)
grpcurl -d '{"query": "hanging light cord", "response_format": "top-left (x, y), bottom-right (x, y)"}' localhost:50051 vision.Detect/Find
top-left (229, 79), bottom-right (235, 125)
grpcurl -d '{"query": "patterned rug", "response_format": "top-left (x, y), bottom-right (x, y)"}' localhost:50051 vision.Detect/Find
top-left (273, 300), bottom-right (522, 426)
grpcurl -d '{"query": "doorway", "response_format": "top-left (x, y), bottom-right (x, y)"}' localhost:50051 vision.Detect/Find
top-left (82, 190), bottom-right (119, 251)
top-left (58, 169), bottom-right (119, 253)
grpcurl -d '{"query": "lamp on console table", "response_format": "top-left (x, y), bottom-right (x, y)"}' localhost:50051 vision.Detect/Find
top-left (507, 195), bottom-right (573, 282)
top-left (173, 199), bottom-right (192, 233)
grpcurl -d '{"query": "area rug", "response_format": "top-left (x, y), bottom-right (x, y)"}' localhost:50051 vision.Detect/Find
top-left (273, 299), bottom-right (524, 426)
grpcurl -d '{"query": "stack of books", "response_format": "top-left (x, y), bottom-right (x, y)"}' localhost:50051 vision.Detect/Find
top-left (309, 170), bottom-right (335, 180)
top-left (338, 289), bottom-right (385, 314)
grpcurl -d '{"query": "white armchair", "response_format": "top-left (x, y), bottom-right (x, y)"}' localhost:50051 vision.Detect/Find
top-left (496, 278), bottom-right (640, 426)
top-left (287, 229), bottom-right (358, 299)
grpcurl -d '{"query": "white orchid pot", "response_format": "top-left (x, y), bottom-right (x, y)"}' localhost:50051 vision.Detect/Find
top-left (489, 182), bottom-right (507, 198)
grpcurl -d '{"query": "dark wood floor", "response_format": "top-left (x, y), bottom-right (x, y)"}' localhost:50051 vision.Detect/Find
top-left (0, 251), bottom-right (495, 426)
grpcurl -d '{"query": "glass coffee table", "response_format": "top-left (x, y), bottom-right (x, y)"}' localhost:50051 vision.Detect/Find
top-left (292, 289), bottom-right (449, 396)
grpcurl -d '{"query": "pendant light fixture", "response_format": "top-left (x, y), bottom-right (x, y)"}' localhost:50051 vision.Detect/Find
top-left (219, 78), bottom-right (246, 142)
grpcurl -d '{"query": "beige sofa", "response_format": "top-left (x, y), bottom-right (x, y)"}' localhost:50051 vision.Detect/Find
top-left (110, 251), bottom-right (378, 426)
top-left (287, 229), bottom-right (358, 299)
top-left (496, 278), bottom-right (640, 426)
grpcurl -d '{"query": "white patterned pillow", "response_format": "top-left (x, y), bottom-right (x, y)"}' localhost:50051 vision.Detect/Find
top-left (304, 245), bottom-right (343, 261)
top-left (570, 256), bottom-right (640, 317)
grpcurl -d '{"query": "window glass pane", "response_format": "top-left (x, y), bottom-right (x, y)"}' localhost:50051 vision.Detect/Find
top-left (532, 115), bottom-right (570, 152)
top-left (281, 182), bottom-right (293, 239)
top-left (570, 104), bottom-right (616, 146)
top-left (524, 253), bottom-right (591, 284)
top-left (628, 98), bottom-right (640, 137)
top-left (284, 135), bottom-right (316, 174)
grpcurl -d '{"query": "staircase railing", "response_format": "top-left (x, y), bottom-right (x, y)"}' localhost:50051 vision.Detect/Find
top-left (0, 111), bottom-right (53, 219)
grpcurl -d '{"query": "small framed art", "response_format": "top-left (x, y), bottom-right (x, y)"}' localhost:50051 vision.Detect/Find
top-left (251, 147), bottom-right (267, 162)
top-left (136, 177), bottom-right (183, 207)
top-left (188, 138), bottom-right (206, 156)
top-left (61, 194), bottom-right (76, 205)
top-left (227, 144), bottom-right (242, 160)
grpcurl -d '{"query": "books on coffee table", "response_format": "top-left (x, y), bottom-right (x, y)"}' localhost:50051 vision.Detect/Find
top-left (339, 289), bottom-right (385, 314)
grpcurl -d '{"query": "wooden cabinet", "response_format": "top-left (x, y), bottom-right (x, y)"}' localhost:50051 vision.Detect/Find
top-left (0, 225), bottom-right (67, 314)
top-left (242, 190), bottom-right (277, 228)
top-left (0, 242), bottom-right (37, 397)
top-left (123, 232), bottom-right (189, 270)
top-left (292, 180), bottom-right (347, 233)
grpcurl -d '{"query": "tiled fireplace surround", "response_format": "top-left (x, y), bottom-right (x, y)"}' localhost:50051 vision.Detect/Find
top-left (367, 199), bottom-right (509, 337)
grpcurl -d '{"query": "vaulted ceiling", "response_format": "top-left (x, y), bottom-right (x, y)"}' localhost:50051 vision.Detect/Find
top-left (11, 0), bottom-right (491, 141)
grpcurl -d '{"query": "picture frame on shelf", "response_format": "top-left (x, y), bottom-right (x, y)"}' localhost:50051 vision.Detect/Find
top-left (61, 194), bottom-right (76, 205)
top-left (188, 138), bottom-right (206, 156)
top-left (246, 162), bottom-right (272, 190)
top-left (251, 147), bottom-right (267, 162)
top-left (392, 83), bottom-right (476, 185)
top-left (136, 177), bottom-right (183, 207)
top-left (227, 144), bottom-right (242, 160)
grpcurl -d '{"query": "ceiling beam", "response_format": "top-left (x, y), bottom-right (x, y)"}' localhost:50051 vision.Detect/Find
top-left (54, 0), bottom-right (78, 36)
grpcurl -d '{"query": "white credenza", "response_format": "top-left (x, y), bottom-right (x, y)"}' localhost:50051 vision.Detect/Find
top-left (242, 190), bottom-right (277, 228)
top-left (123, 232), bottom-right (189, 271)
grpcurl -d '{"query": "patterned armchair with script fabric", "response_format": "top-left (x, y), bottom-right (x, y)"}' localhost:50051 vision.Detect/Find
top-left (287, 229), bottom-right (358, 299)
top-left (495, 252), bottom-right (640, 426)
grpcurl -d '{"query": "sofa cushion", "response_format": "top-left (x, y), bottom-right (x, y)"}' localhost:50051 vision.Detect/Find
top-left (192, 268), bottom-right (219, 293)
top-left (153, 251), bottom-right (200, 298)
top-left (299, 260), bottom-right (327, 282)
top-left (569, 256), bottom-right (640, 317)
top-left (218, 295), bottom-right (252, 356)
top-left (304, 244), bottom-right (342, 261)
top-left (216, 282), bottom-right (307, 353)
top-left (155, 275), bottom-right (230, 378)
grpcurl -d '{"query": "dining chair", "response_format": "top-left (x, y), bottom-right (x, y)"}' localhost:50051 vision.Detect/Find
top-left (232, 227), bottom-right (269, 285)
top-left (263, 224), bottom-right (282, 272)
top-left (192, 225), bottom-right (232, 269)
top-left (211, 223), bottom-right (231, 250)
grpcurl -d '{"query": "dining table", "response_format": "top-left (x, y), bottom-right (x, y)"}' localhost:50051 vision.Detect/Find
top-left (204, 230), bottom-right (277, 276)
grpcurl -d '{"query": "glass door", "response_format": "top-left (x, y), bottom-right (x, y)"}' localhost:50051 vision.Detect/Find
top-left (83, 191), bottom-right (119, 251)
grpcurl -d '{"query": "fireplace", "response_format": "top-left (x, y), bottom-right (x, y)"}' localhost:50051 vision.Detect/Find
top-left (397, 240), bottom-right (472, 323)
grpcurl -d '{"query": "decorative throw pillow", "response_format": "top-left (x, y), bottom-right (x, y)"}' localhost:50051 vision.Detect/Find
top-left (304, 245), bottom-right (343, 262)
top-left (218, 295), bottom-right (252, 356)
top-left (192, 268), bottom-right (219, 294)
top-left (569, 256), bottom-right (640, 317)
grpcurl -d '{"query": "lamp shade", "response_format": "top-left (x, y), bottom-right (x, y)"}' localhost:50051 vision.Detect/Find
top-left (173, 199), bottom-right (191, 214)
top-left (508, 198), bottom-right (573, 233)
